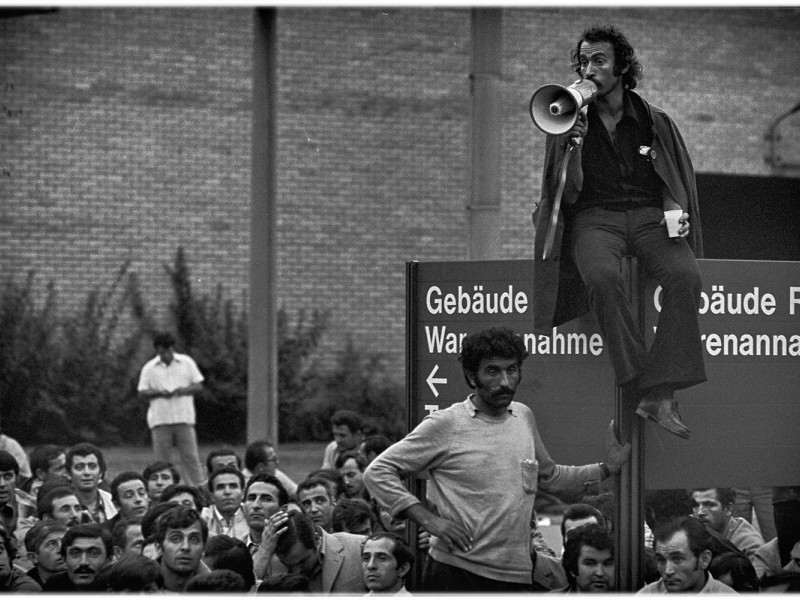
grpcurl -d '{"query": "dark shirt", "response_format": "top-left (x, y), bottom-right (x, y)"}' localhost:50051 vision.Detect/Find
top-left (0, 501), bottom-right (15, 536)
top-left (2, 568), bottom-right (41, 592)
top-left (571, 91), bottom-right (663, 213)
top-left (25, 566), bottom-right (45, 588)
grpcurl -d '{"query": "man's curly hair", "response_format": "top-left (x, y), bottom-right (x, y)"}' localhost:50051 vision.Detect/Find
top-left (571, 25), bottom-right (643, 90)
top-left (459, 327), bottom-right (528, 387)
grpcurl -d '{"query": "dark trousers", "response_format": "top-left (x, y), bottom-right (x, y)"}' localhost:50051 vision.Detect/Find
top-left (773, 487), bottom-right (800, 565)
top-left (421, 556), bottom-right (531, 593)
top-left (571, 206), bottom-right (706, 392)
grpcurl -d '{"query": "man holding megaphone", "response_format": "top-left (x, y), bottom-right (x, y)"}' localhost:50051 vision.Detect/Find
top-left (531, 26), bottom-right (706, 439)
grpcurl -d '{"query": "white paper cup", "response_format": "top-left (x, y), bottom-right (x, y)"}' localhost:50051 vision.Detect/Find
top-left (664, 209), bottom-right (683, 238)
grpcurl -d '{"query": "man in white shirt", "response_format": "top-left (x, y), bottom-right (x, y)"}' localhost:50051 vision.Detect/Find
top-left (137, 332), bottom-right (204, 486)
top-left (201, 466), bottom-right (248, 540)
top-left (65, 443), bottom-right (117, 524)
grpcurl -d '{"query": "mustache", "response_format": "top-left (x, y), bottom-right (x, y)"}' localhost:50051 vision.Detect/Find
top-left (73, 566), bottom-right (96, 575)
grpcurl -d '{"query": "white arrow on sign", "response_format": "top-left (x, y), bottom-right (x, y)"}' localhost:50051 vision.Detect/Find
top-left (426, 364), bottom-right (447, 398)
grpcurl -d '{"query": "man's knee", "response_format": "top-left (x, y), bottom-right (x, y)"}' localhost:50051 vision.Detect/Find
top-left (583, 264), bottom-right (625, 296)
top-left (663, 261), bottom-right (702, 295)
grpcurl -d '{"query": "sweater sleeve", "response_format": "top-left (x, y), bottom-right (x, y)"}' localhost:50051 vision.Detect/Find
top-left (524, 407), bottom-right (603, 497)
top-left (363, 412), bottom-right (451, 519)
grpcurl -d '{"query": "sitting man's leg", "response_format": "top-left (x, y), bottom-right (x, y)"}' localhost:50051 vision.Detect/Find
top-left (632, 206), bottom-right (706, 438)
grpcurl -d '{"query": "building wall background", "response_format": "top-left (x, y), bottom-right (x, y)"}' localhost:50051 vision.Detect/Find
top-left (1, 7), bottom-right (798, 378)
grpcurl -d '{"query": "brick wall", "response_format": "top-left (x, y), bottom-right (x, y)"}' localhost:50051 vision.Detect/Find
top-left (1, 7), bottom-right (798, 378)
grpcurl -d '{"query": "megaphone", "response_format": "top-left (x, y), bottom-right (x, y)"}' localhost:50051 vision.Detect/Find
top-left (529, 79), bottom-right (598, 135)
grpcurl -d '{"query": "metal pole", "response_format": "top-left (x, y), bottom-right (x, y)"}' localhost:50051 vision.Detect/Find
top-left (249, 8), bottom-right (278, 445)
top-left (615, 256), bottom-right (645, 591)
top-left (468, 8), bottom-right (503, 260)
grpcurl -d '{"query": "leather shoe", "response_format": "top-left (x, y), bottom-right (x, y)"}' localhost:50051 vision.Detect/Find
top-left (636, 399), bottom-right (691, 439)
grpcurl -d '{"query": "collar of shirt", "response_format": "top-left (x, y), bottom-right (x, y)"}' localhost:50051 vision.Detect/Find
top-left (243, 534), bottom-right (260, 555)
top-left (464, 395), bottom-right (517, 418)
top-left (87, 494), bottom-right (109, 521)
top-left (588, 90), bottom-right (641, 127)
top-left (315, 525), bottom-right (328, 558)
top-left (211, 504), bottom-right (244, 527)
top-left (155, 354), bottom-right (186, 368)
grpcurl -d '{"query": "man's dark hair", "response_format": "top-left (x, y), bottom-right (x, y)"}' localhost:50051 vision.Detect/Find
top-left (244, 473), bottom-right (289, 507)
top-left (362, 434), bottom-right (391, 460)
top-left (185, 569), bottom-right (248, 592)
top-left (644, 488), bottom-right (693, 530)
top-left (205, 447), bottom-right (242, 475)
top-left (257, 573), bottom-right (311, 593)
top-left (243, 439), bottom-right (276, 472)
top-left (330, 409), bottom-right (363, 434)
top-left (0, 450), bottom-right (19, 476)
top-left (459, 327), bottom-right (528, 386)
top-left (562, 523), bottom-right (615, 587)
top-left (152, 331), bottom-right (176, 349)
top-left (275, 512), bottom-right (318, 557)
top-left (365, 531), bottom-right (414, 571)
top-left (155, 505), bottom-right (208, 546)
top-left (203, 535), bottom-right (255, 589)
top-left (561, 502), bottom-right (607, 539)
top-left (141, 502), bottom-right (182, 539)
top-left (204, 533), bottom-right (240, 556)
top-left (207, 464), bottom-right (245, 493)
top-left (111, 517), bottom-right (141, 551)
top-left (106, 554), bottom-right (161, 592)
top-left (65, 442), bottom-right (106, 478)
top-left (24, 519), bottom-right (68, 553)
top-left (298, 475), bottom-right (338, 502)
top-left (334, 450), bottom-right (367, 472)
top-left (61, 523), bottom-right (113, 560)
top-left (29, 445), bottom-right (64, 478)
top-left (160, 483), bottom-right (206, 509)
top-left (142, 461), bottom-right (180, 487)
top-left (331, 497), bottom-right (375, 533)
top-left (571, 25), bottom-right (643, 90)
top-left (653, 516), bottom-right (713, 558)
top-left (0, 524), bottom-right (17, 562)
top-left (37, 484), bottom-right (77, 519)
top-left (110, 471), bottom-right (146, 505)
top-left (692, 487), bottom-right (736, 508)
top-left (709, 551), bottom-right (760, 592)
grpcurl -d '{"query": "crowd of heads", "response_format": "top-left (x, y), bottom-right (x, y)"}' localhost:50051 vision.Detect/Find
top-left (0, 336), bottom-right (796, 593)
top-left (0, 410), bottom-right (418, 594)
top-left (0, 439), bottom-right (797, 594)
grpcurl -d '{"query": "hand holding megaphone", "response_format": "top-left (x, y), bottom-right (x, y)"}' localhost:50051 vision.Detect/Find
top-left (529, 79), bottom-right (598, 136)
top-left (530, 79), bottom-right (598, 261)
top-left (568, 110), bottom-right (588, 147)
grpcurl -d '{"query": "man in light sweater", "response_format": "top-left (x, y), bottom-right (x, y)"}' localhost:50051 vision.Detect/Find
top-left (691, 487), bottom-right (765, 559)
top-left (364, 327), bottom-right (631, 592)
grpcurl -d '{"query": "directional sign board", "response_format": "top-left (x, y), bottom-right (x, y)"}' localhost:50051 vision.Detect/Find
top-left (642, 259), bottom-right (800, 489)
top-left (408, 260), bottom-right (616, 468)
top-left (409, 258), bottom-right (800, 488)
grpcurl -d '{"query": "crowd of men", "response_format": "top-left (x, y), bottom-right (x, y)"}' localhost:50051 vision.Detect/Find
top-left (1, 334), bottom-right (799, 594)
top-left (0, 423), bottom-right (413, 594)
top-left (2, 389), bottom-right (798, 595)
